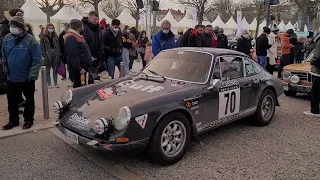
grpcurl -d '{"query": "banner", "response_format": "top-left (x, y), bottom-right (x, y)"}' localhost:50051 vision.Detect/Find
top-left (192, 7), bottom-right (197, 27)
top-left (236, 10), bottom-right (242, 36)
top-left (306, 16), bottom-right (311, 32)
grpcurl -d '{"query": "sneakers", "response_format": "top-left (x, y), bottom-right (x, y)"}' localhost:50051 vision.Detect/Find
top-left (61, 77), bottom-right (66, 81)
top-left (55, 84), bottom-right (60, 88)
top-left (303, 111), bottom-right (320, 118)
top-left (48, 84), bottom-right (52, 89)
top-left (2, 122), bottom-right (20, 130)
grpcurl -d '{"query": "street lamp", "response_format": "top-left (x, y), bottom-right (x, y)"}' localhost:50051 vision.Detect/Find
top-left (264, 0), bottom-right (280, 27)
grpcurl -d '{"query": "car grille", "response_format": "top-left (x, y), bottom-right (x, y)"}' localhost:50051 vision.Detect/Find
top-left (291, 72), bottom-right (308, 81)
top-left (308, 73), bottom-right (315, 83)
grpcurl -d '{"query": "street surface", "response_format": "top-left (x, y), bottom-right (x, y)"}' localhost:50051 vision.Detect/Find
top-left (0, 62), bottom-right (319, 179)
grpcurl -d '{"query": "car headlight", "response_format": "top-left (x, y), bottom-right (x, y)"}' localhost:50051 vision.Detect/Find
top-left (62, 90), bottom-right (73, 104)
top-left (114, 106), bottom-right (131, 131)
top-left (283, 71), bottom-right (291, 79)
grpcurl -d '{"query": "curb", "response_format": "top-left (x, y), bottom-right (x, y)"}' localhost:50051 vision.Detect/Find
top-left (0, 121), bottom-right (56, 139)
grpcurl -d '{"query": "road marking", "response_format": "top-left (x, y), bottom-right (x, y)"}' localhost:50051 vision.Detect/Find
top-left (49, 127), bottom-right (143, 180)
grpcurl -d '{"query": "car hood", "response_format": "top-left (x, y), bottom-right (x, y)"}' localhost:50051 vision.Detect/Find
top-left (68, 76), bottom-right (194, 120)
top-left (284, 62), bottom-right (310, 72)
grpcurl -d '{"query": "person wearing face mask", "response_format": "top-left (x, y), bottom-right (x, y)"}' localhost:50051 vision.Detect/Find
top-left (2, 14), bottom-right (42, 130)
top-left (152, 20), bottom-right (176, 56)
top-left (25, 23), bottom-right (34, 36)
top-left (236, 30), bottom-right (252, 56)
top-left (121, 25), bottom-right (133, 75)
top-left (201, 25), bottom-right (213, 47)
top-left (82, 11), bottom-right (108, 79)
top-left (187, 25), bottom-right (204, 47)
top-left (103, 19), bottom-right (123, 79)
top-left (138, 30), bottom-right (149, 70)
top-left (65, 19), bottom-right (92, 88)
top-left (40, 24), bottom-right (61, 88)
top-left (266, 28), bottom-right (278, 74)
top-left (256, 27), bottom-right (272, 68)
top-left (277, 29), bottom-right (294, 79)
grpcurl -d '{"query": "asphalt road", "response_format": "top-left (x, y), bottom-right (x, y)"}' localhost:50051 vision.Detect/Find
top-left (1, 93), bottom-right (319, 180)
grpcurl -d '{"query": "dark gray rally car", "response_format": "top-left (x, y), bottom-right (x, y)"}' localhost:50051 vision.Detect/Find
top-left (54, 48), bottom-right (283, 166)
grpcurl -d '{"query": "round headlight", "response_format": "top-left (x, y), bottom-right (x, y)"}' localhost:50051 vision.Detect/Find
top-left (94, 118), bottom-right (109, 135)
top-left (114, 106), bottom-right (131, 131)
top-left (53, 101), bottom-right (63, 114)
top-left (290, 75), bottom-right (300, 84)
top-left (62, 90), bottom-right (73, 104)
top-left (283, 71), bottom-right (291, 79)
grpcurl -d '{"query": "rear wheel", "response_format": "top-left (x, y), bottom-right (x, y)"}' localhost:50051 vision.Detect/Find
top-left (147, 113), bottom-right (191, 166)
top-left (284, 89), bottom-right (297, 97)
top-left (253, 89), bottom-right (276, 126)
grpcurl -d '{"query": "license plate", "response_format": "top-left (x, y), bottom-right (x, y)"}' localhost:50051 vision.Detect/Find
top-left (65, 129), bottom-right (79, 144)
top-left (284, 86), bottom-right (289, 91)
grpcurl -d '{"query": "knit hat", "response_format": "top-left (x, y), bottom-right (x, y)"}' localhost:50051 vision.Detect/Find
top-left (4, 8), bottom-right (24, 20)
top-left (263, 27), bottom-right (271, 34)
top-left (70, 19), bottom-right (83, 30)
top-left (272, 24), bottom-right (279, 32)
top-left (9, 13), bottom-right (25, 30)
top-left (286, 29), bottom-right (294, 35)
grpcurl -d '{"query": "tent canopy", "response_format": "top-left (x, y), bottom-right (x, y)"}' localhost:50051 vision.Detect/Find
top-left (249, 18), bottom-right (257, 30)
top-left (160, 9), bottom-right (181, 27)
top-left (117, 8), bottom-right (136, 25)
top-left (259, 20), bottom-right (267, 30)
top-left (212, 15), bottom-right (225, 28)
top-left (98, 3), bottom-right (112, 23)
top-left (21, 0), bottom-right (47, 20)
top-left (179, 15), bottom-right (194, 27)
top-left (225, 17), bottom-right (237, 29)
top-left (242, 17), bottom-right (250, 30)
top-left (278, 20), bottom-right (285, 32)
top-left (52, 6), bottom-right (82, 22)
top-left (285, 21), bottom-right (295, 31)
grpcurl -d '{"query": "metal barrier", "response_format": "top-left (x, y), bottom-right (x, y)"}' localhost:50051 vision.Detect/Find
top-left (41, 66), bottom-right (49, 119)
top-left (119, 62), bottom-right (125, 78)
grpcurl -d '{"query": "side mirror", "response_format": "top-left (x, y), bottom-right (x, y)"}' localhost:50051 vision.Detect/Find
top-left (207, 79), bottom-right (222, 90)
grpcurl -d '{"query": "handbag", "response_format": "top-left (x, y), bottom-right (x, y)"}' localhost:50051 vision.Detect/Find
top-left (57, 63), bottom-right (66, 77)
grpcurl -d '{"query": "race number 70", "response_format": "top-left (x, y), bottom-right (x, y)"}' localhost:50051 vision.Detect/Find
top-left (218, 88), bottom-right (240, 119)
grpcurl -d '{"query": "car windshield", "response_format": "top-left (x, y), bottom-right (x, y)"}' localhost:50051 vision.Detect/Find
top-left (143, 50), bottom-right (213, 83)
top-left (304, 51), bottom-right (314, 63)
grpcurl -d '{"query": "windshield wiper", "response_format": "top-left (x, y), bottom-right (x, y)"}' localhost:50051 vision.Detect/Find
top-left (148, 70), bottom-right (166, 82)
top-left (140, 71), bottom-right (149, 78)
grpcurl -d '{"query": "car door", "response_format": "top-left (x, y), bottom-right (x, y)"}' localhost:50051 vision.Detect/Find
top-left (200, 55), bottom-right (251, 132)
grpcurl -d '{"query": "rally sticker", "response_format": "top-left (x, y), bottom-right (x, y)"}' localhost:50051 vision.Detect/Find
top-left (135, 114), bottom-right (148, 129)
top-left (97, 87), bottom-right (113, 100)
top-left (218, 80), bottom-right (240, 119)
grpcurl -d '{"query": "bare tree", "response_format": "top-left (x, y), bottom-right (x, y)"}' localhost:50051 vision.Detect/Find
top-left (293, 0), bottom-right (320, 31)
top-left (122, 0), bottom-right (141, 29)
top-left (212, 0), bottom-right (235, 22)
top-left (173, 0), bottom-right (214, 25)
top-left (1, 0), bottom-right (24, 19)
top-left (36, 0), bottom-right (65, 23)
top-left (101, 0), bottom-right (123, 19)
top-left (78, 0), bottom-right (104, 14)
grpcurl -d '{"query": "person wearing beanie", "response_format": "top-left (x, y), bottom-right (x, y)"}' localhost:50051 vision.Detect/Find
top-left (65, 19), bottom-right (92, 88)
top-left (2, 14), bottom-right (42, 130)
top-left (256, 27), bottom-right (272, 68)
top-left (277, 28), bottom-right (295, 78)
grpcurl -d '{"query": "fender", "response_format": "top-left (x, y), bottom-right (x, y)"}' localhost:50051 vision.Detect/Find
top-left (255, 82), bottom-right (280, 106)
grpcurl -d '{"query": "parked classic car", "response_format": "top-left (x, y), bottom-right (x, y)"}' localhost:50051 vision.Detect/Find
top-left (54, 48), bottom-right (283, 166)
top-left (283, 51), bottom-right (314, 96)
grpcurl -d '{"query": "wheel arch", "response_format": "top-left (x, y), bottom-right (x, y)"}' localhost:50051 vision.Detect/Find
top-left (263, 85), bottom-right (279, 106)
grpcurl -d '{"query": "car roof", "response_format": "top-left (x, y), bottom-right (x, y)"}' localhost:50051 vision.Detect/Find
top-left (166, 47), bottom-right (248, 57)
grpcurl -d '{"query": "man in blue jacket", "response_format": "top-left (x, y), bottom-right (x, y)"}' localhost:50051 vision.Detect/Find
top-left (2, 14), bottom-right (42, 130)
top-left (152, 20), bottom-right (176, 56)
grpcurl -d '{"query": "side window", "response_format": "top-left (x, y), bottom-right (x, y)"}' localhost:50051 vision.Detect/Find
top-left (212, 58), bottom-right (221, 79)
top-left (219, 56), bottom-right (244, 81)
top-left (244, 58), bottom-right (261, 77)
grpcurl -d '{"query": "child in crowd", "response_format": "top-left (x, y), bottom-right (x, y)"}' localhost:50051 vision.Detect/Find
top-left (144, 41), bottom-right (153, 68)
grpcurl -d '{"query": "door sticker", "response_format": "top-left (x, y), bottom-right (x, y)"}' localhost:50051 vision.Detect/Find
top-left (218, 81), bottom-right (240, 119)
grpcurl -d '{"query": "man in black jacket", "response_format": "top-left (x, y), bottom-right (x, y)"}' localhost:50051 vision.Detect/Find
top-left (103, 19), bottom-right (123, 79)
top-left (177, 28), bottom-right (192, 47)
top-left (187, 25), bottom-right (204, 47)
top-left (216, 28), bottom-right (228, 48)
top-left (58, 23), bottom-right (70, 81)
top-left (82, 11), bottom-right (107, 78)
top-left (236, 30), bottom-right (252, 56)
top-left (256, 27), bottom-right (272, 68)
top-left (201, 25), bottom-right (213, 47)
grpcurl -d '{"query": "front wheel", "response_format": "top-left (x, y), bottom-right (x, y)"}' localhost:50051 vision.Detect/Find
top-left (253, 89), bottom-right (276, 126)
top-left (147, 113), bottom-right (191, 166)
top-left (284, 89), bottom-right (297, 97)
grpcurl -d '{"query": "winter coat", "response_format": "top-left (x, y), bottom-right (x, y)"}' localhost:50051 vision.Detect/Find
top-left (103, 27), bottom-right (123, 57)
top-left (0, 19), bottom-right (10, 58)
top-left (310, 35), bottom-right (320, 77)
top-left (40, 34), bottom-right (61, 70)
top-left (256, 34), bottom-right (271, 56)
top-left (236, 36), bottom-right (252, 55)
top-left (280, 34), bottom-right (293, 55)
top-left (65, 29), bottom-right (92, 72)
top-left (138, 37), bottom-right (149, 54)
top-left (129, 33), bottom-right (137, 57)
top-left (2, 32), bottom-right (42, 82)
top-left (267, 33), bottom-right (277, 65)
top-left (177, 29), bottom-right (192, 47)
top-left (82, 22), bottom-right (103, 60)
top-left (144, 46), bottom-right (153, 62)
top-left (122, 33), bottom-right (133, 50)
top-left (201, 32), bottom-right (213, 47)
top-left (216, 33), bottom-right (228, 48)
top-left (152, 30), bottom-right (176, 56)
top-left (187, 29), bottom-right (202, 47)
top-left (59, 30), bottom-right (67, 64)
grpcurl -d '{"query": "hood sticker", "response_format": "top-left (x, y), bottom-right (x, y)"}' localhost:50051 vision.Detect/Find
top-left (117, 80), bottom-right (164, 93)
top-left (135, 114), bottom-right (148, 129)
top-left (97, 87), bottom-right (113, 100)
top-left (66, 113), bottom-right (91, 130)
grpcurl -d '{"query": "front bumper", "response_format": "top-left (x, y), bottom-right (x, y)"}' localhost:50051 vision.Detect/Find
top-left (283, 82), bottom-right (312, 93)
top-left (56, 124), bottom-right (149, 155)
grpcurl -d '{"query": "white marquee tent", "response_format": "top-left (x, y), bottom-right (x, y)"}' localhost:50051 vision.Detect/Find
top-left (304, 25), bottom-right (308, 32)
top-left (278, 20), bottom-right (286, 32)
top-left (117, 8), bottom-right (136, 26)
top-left (160, 9), bottom-right (181, 33)
top-left (285, 21), bottom-right (295, 31)
top-left (52, 6), bottom-right (82, 22)
top-left (98, 4), bottom-right (112, 23)
top-left (249, 18), bottom-right (257, 30)
top-left (212, 15), bottom-right (225, 28)
top-left (242, 17), bottom-right (250, 30)
top-left (225, 17), bottom-right (237, 34)
top-left (259, 20), bottom-right (267, 30)
top-left (179, 16), bottom-right (193, 27)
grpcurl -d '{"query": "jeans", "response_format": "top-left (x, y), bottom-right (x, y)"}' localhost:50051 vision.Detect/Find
top-left (311, 76), bottom-right (320, 114)
top-left (122, 48), bottom-right (130, 74)
top-left (7, 80), bottom-right (35, 123)
top-left (141, 53), bottom-right (146, 69)
top-left (106, 56), bottom-right (122, 79)
top-left (47, 67), bottom-right (58, 85)
top-left (257, 56), bottom-right (267, 69)
top-left (278, 54), bottom-right (290, 78)
top-left (129, 55), bottom-right (135, 70)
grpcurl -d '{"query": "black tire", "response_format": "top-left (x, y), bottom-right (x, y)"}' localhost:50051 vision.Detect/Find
top-left (147, 112), bottom-right (191, 166)
top-left (284, 89), bottom-right (297, 97)
top-left (253, 89), bottom-right (276, 126)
